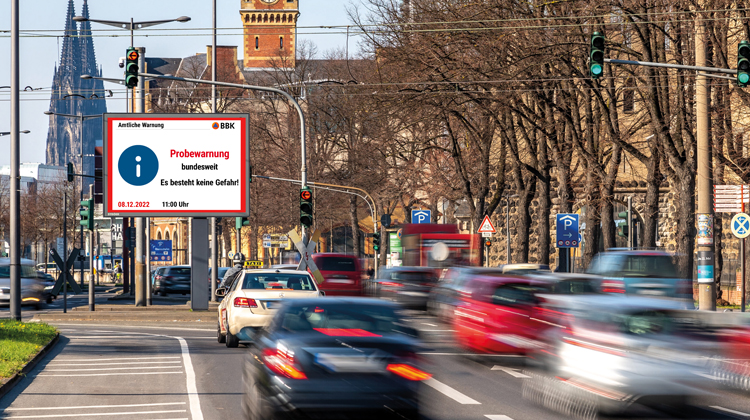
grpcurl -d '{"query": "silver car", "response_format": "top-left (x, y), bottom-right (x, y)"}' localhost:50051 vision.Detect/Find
top-left (524, 295), bottom-right (715, 417)
top-left (0, 258), bottom-right (47, 309)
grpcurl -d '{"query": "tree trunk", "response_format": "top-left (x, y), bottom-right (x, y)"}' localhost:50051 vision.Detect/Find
top-left (674, 171), bottom-right (696, 277)
top-left (600, 185), bottom-right (616, 252)
top-left (350, 196), bottom-right (361, 257)
top-left (514, 176), bottom-right (536, 264)
top-left (641, 147), bottom-right (662, 249)
top-left (538, 134), bottom-right (551, 265)
top-left (583, 170), bottom-right (601, 267)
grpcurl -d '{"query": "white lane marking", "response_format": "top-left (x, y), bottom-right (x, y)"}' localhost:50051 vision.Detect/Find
top-left (710, 406), bottom-right (750, 416)
top-left (47, 361), bottom-right (182, 367)
top-left (44, 366), bottom-right (184, 372)
top-left (4, 402), bottom-right (186, 411)
top-left (66, 335), bottom-right (173, 339)
top-left (36, 371), bottom-right (183, 377)
top-left (51, 323), bottom-right (214, 332)
top-left (1, 410), bottom-right (187, 419)
top-left (424, 378), bottom-right (481, 404)
top-left (485, 416), bottom-right (514, 420)
top-left (176, 336), bottom-right (205, 420)
top-left (422, 323), bottom-right (438, 327)
top-left (491, 366), bottom-right (530, 378)
top-left (50, 356), bottom-right (180, 362)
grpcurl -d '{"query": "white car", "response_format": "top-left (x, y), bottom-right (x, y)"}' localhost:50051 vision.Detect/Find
top-left (216, 269), bottom-right (322, 347)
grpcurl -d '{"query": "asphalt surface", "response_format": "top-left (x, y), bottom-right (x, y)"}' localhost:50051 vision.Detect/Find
top-left (2, 303), bottom-right (750, 419)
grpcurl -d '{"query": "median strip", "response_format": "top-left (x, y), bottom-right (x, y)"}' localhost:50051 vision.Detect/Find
top-left (0, 320), bottom-right (58, 400)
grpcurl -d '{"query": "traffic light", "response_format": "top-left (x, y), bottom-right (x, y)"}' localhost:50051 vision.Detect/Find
top-left (300, 187), bottom-right (313, 228)
top-left (125, 48), bottom-right (139, 88)
top-left (485, 239), bottom-right (492, 247)
top-left (590, 32), bottom-right (605, 79)
top-left (79, 199), bottom-right (93, 231)
top-left (373, 233), bottom-right (380, 252)
top-left (123, 227), bottom-right (136, 249)
top-left (738, 41), bottom-right (750, 87)
top-left (617, 211), bottom-right (628, 237)
top-left (67, 162), bottom-right (74, 182)
top-left (235, 217), bottom-right (250, 230)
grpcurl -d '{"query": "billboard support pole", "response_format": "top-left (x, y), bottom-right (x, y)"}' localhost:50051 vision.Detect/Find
top-left (134, 47), bottom-right (147, 307)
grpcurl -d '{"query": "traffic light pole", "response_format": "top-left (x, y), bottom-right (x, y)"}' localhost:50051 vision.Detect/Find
top-left (134, 47), bottom-right (147, 307)
top-left (9, 0), bottom-right (21, 321)
top-left (89, 184), bottom-right (95, 311)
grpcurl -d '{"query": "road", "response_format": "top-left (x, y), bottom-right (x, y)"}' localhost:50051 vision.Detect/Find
top-left (1, 309), bottom-right (750, 419)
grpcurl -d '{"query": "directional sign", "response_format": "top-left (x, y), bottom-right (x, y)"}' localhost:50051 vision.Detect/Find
top-left (732, 213), bottom-right (750, 239)
top-left (149, 240), bottom-right (172, 262)
top-left (477, 215), bottom-right (496, 233)
top-left (411, 210), bottom-right (431, 224)
top-left (556, 214), bottom-right (580, 248)
top-left (288, 229), bottom-right (325, 284)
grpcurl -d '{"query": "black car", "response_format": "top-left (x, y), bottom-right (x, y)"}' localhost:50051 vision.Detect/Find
top-left (242, 298), bottom-right (428, 420)
top-left (153, 265), bottom-right (191, 296)
top-left (373, 267), bottom-right (438, 309)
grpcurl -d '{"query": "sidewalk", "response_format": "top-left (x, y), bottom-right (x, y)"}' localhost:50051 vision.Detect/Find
top-left (32, 301), bottom-right (220, 323)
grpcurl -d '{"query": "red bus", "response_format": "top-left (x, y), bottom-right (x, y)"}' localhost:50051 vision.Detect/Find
top-left (400, 224), bottom-right (482, 268)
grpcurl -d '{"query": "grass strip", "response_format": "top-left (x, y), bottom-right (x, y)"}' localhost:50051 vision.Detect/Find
top-left (0, 320), bottom-right (57, 379)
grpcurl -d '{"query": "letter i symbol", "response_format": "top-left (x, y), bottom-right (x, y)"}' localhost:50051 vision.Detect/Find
top-left (136, 156), bottom-right (141, 178)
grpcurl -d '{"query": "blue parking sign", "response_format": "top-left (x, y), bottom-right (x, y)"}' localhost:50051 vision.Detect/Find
top-left (556, 214), bottom-right (579, 248)
top-left (411, 210), bottom-right (431, 224)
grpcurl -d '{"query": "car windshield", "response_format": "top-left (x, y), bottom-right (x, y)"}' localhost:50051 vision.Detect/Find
top-left (242, 273), bottom-right (316, 291)
top-left (280, 304), bottom-right (399, 334)
top-left (620, 255), bottom-right (679, 278)
top-left (0, 265), bottom-right (38, 278)
top-left (318, 257), bottom-right (356, 272)
top-left (168, 268), bottom-right (191, 276)
top-left (552, 279), bottom-right (597, 294)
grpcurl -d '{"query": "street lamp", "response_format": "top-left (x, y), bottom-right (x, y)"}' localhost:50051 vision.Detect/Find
top-left (0, 130), bottom-right (29, 136)
top-left (72, 15), bottom-right (190, 48)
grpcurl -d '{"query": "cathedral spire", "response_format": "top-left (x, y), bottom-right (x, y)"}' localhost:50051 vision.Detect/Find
top-left (59, 0), bottom-right (79, 75)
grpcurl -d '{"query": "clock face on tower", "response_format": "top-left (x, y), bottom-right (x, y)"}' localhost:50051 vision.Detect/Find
top-left (259, 0), bottom-right (278, 4)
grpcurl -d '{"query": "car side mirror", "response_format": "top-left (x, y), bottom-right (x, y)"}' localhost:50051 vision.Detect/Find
top-left (215, 287), bottom-right (227, 297)
top-left (319, 291), bottom-right (326, 296)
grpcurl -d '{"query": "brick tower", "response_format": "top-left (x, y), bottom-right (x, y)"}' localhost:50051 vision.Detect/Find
top-left (240, 0), bottom-right (299, 69)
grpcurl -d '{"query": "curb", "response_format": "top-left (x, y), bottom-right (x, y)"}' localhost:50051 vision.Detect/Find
top-left (0, 332), bottom-right (60, 401)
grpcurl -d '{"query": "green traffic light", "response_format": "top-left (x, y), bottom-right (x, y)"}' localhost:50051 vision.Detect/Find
top-left (591, 64), bottom-right (603, 76)
top-left (740, 73), bottom-right (750, 85)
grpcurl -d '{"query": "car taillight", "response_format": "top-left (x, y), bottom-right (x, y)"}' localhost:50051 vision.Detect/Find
top-left (386, 364), bottom-right (432, 381)
top-left (601, 280), bottom-right (625, 293)
top-left (381, 281), bottom-right (404, 287)
top-left (262, 348), bottom-right (307, 379)
top-left (234, 297), bottom-right (258, 308)
top-left (155, 275), bottom-right (162, 280)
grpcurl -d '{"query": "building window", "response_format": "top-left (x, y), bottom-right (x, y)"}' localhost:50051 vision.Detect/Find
top-left (280, 36), bottom-right (284, 50)
top-left (255, 36), bottom-right (259, 50)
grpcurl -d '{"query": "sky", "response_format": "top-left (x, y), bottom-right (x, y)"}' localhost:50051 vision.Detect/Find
top-left (0, 0), bottom-right (364, 166)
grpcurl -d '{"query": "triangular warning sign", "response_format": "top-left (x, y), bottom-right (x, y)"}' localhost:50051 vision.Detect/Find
top-left (477, 215), bottom-right (496, 233)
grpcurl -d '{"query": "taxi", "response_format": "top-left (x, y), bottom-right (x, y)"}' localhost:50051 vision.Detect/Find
top-left (216, 268), bottom-right (322, 347)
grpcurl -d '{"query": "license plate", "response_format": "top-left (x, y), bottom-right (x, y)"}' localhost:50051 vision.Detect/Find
top-left (315, 354), bottom-right (384, 372)
top-left (327, 279), bottom-right (354, 284)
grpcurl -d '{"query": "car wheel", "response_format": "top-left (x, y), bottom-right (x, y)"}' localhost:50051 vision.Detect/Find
top-left (226, 329), bottom-right (240, 348)
top-left (46, 296), bottom-right (53, 304)
top-left (217, 322), bottom-right (226, 344)
top-left (160, 289), bottom-right (167, 297)
top-left (243, 366), bottom-right (274, 420)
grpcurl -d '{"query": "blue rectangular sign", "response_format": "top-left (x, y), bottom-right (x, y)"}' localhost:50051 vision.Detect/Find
top-left (556, 214), bottom-right (580, 248)
top-left (411, 209), bottom-right (431, 224)
top-left (150, 239), bottom-right (173, 262)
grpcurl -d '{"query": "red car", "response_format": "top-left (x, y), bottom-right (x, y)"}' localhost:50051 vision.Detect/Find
top-left (311, 253), bottom-right (364, 296)
top-left (453, 275), bottom-right (549, 354)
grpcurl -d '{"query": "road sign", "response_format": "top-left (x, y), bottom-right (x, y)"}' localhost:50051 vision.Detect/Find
top-left (714, 185), bottom-right (749, 213)
top-left (477, 215), bottom-right (496, 233)
top-left (288, 229), bottom-right (325, 284)
top-left (103, 113), bottom-right (251, 217)
top-left (482, 232), bottom-right (492, 238)
top-left (262, 234), bottom-right (290, 248)
top-left (556, 213), bottom-right (580, 248)
top-left (149, 239), bottom-right (173, 262)
top-left (411, 210), bottom-right (431, 224)
top-left (732, 213), bottom-right (750, 239)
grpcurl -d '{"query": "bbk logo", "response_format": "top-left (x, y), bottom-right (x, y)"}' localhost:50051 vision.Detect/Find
top-left (212, 122), bottom-right (235, 129)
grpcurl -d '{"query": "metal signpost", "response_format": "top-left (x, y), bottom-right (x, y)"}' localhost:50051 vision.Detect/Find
top-left (103, 113), bottom-right (251, 310)
top-left (477, 215), bottom-right (496, 267)
top-left (411, 210), bottom-right (431, 224)
top-left (556, 214), bottom-right (580, 273)
top-left (732, 212), bottom-right (750, 312)
top-left (288, 229), bottom-right (325, 285)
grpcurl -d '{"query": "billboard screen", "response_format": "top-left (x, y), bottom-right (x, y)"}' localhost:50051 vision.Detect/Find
top-left (103, 113), bottom-right (250, 217)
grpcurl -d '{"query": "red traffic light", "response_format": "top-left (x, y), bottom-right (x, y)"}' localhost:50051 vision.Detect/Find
top-left (127, 50), bottom-right (139, 61)
top-left (485, 240), bottom-right (492, 247)
top-left (300, 190), bottom-right (312, 200)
